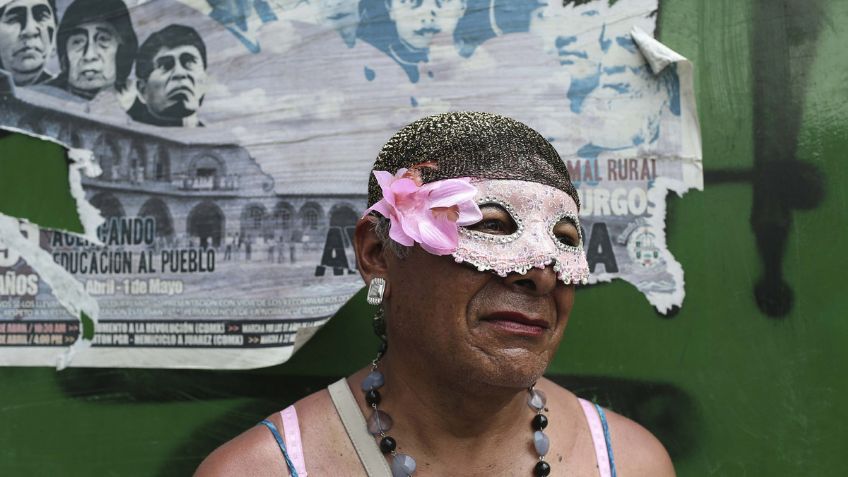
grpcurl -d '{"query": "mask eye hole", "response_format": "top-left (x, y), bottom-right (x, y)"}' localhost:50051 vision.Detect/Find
top-left (553, 216), bottom-right (580, 247)
top-left (466, 203), bottom-right (518, 235)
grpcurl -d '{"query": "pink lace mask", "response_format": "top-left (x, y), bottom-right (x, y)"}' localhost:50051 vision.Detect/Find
top-left (453, 180), bottom-right (590, 285)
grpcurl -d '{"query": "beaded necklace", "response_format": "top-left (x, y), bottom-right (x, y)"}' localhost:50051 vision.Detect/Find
top-left (360, 358), bottom-right (553, 477)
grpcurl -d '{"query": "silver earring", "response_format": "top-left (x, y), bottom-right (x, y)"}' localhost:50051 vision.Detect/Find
top-left (366, 277), bottom-right (386, 305)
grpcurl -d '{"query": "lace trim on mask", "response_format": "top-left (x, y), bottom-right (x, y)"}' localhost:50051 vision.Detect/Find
top-left (453, 250), bottom-right (590, 285)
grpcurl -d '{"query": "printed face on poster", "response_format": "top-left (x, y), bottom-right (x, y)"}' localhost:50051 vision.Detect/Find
top-left (0, 0), bottom-right (701, 369)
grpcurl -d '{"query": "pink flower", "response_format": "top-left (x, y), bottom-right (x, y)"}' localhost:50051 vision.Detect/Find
top-left (365, 168), bottom-right (482, 255)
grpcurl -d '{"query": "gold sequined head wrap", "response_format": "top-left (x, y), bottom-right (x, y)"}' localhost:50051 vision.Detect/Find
top-left (367, 112), bottom-right (580, 209)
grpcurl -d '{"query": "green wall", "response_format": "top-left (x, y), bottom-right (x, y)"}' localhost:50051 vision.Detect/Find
top-left (1, 0), bottom-right (846, 474)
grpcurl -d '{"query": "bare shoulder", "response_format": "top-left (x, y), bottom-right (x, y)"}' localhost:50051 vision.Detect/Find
top-left (603, 409), bottom-right (676, 477)
top-left (193, 414), bottom-right (290, 477)
top-left (194, 389), bottom-right (326, 477)
top-left (535, 378), bottom-right (674, 476)
top-left (194, 386), bottom-right (358, 476)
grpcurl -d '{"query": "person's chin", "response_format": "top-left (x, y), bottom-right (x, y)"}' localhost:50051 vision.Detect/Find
top-left (476, 349), bottom-right (549, 388)
top-left (15, 58), bottom-right (45, 72)
top-left (404, 36), bottom-right (431, 51)
top-left (467, 335), bottom-right (553, 385)
top-left (74, 79), bottom-right (107, 91)
top-left (160, 101), bottom-right (196, 119)
top-left (166, 91), bottom-right (197, 107)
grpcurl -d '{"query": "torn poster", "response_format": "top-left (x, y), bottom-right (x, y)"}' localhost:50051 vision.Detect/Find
top-left (0, 0), bottom-right (701, 368)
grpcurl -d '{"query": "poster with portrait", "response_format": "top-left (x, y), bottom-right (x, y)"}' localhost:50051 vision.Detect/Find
top-left (0, 0), bottom-right (701, 368)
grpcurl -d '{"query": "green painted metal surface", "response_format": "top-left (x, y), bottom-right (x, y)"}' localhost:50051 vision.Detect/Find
top-left (1, 0), bottom-right (846, 474)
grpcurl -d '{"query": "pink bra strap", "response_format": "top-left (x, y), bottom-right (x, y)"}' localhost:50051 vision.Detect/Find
top-left (280, 405), bottom-right (308, 476)
top-left (578, 398), bottom-right (612, 477)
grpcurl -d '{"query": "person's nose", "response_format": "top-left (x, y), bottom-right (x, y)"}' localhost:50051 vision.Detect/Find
top-left (82, 36), bottom-right (98, 61)
top-left (503, 265), bottom-right (559, 297)
top-left (172, 70), bottom-right (188, 80)
top-left (171, 61), bottom-right (189, 80)
top-left (20, 8), bottom-right (39, 38)
top-left (423, 0), bottom-right (437, 19)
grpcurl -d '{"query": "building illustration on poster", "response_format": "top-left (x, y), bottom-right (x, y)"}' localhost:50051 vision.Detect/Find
top-left (0, 0), bottom-right (701, 368)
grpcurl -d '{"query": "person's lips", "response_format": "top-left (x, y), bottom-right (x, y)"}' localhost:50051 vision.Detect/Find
top-left (80, 68), bottom-right (103, 79)
top-left (480, 311), bottom-right (550, 337)
top-left (13, 44), bottom-right (43, 57)
top-left (167, 85), bottom-right (194, 99)
top-left (414, 27), bottom-right (440, 36)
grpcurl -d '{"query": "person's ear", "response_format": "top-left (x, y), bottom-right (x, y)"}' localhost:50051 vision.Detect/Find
top-left (354, 216), bottom-right (390, 291)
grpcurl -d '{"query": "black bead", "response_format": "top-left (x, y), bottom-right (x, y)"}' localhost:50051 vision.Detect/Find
top-left (365, 389), bottom-right (381, 406)
top-left (532, 414), bottom-right (548, 431)
top-left (534, 460), bottom-right (551, 476)
top-left (376, 342), bottom-right (388, 360)
top-left (379, 436), bottom-right (397, 454)
top-left (373, 317), bottom-right (387, 341)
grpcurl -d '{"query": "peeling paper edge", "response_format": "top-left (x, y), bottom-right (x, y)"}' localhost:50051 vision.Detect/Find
top-left (632, 25), bottom-right (704, 188)
top-left (0, 214), bottom-right (99, 369)
top-left (631, 26), bottom-right (686, 74)
top-left (1, 127), bottom-right (105, 368)
top-left (584, 175), bottom-right (693, 314)
top-left (641, 175), bottom-right (690, 313)
top-left (588, 28), bottom-right (703, 313)
top-left (583, 203), bottom-right (697, 308)
top-left (634, 25), bottom-right (703, 313)
top-left (66, 148), bottom-right (105, 244)
top-left (0, 126), bottom-right (105, 242)
top-left (0, 116), bottom-right (331, 370)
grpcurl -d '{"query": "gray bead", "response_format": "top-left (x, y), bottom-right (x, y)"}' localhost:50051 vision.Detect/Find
top-left (391, 453), bottom-right (417, 477)
top-left (367, 410), bottom-right (394, 435)
top-left (528, 389), bottom-right (547, 412)
top-left (534, 430), bottom-right (550, 456)
top-left (361, 371), bottom-right (385, 392)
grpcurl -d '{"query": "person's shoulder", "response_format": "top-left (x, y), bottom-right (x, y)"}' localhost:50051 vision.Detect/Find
top-left (603, 408), bottom-right (676, 477)
top-left (536, 378), bottom-right (674, 476)
top-left (194, 387), bottom-right (337, 477)
top-left (193, 413), bottom-right (288, 477)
